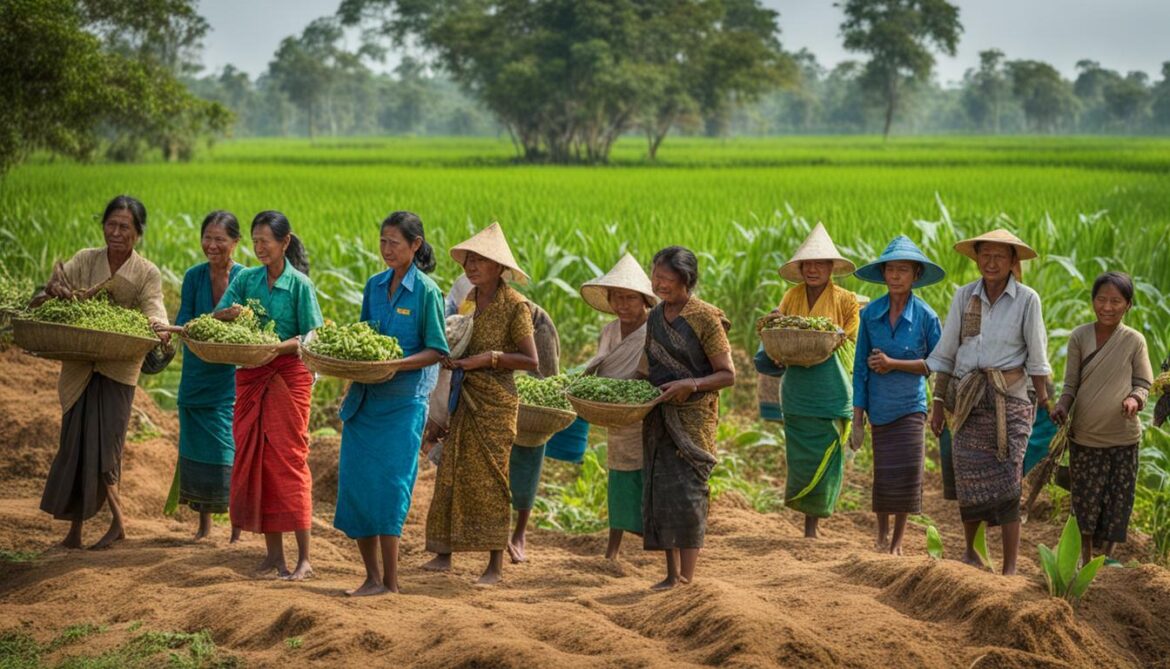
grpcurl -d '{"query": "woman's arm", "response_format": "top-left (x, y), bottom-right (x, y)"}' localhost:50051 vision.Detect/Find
top-left (658, 350), bottom-right (735, 403)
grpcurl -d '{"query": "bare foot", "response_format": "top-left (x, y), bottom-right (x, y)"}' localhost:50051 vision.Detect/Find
top-left (650, 577), bottom-right (680, 591)
top-left (193, 515), bottom-right (211, 541)
top-left (346, 578), bottom-right (388, 597)
top-left (1002, 565), bottom-right (1017, 576)
top-left (421, 555), bottom-right (452, 572)
top-left (476, 568), bottom-right (502, 586)
top-left (888, 543), bottom-right (903, 556)
top-left (230, 527), bottom-right (242, 544)
top-left (256, 556), bottom-right (290, 578)
top-left (960, 551), bottom-right (984, 569)
top-left (506, 540), bottom-right (526, 564)
top-left (283, 561), bottom-right (314, 581)
top-left (874, 540), bottom-right (889, 553)
top-left (89, 526), bottom-right (125, 550)
top-left (60, 530), bottom-right (83, 550)
top-left (382, 579), bottom-right (400, 594)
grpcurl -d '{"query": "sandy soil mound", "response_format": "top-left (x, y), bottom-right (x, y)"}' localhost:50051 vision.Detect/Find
top-left (1, 347), bottom-right (1168, 668)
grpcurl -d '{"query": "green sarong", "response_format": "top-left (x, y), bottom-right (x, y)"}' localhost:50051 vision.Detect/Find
top-left (781, 342), bottom-right (853, 518)
top-left (607, 468), bottom-right (643, 533)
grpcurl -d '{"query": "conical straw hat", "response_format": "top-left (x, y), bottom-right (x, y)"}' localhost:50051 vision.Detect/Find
top-left (779, 222), bottom-right (856, 283)
top-left (953, 229), bottom-right (1037, 262)
top-left (449, 222), bottom-right (530, 285)
top-left (579, 253), bottom-right (658, 315)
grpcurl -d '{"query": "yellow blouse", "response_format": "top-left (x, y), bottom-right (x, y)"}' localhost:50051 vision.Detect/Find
top-left (778, 281), bottom-right (859, 341)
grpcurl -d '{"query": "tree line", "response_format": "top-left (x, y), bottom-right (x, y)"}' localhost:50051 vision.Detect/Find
top-left (5, 0), bottom-right (1170, 174)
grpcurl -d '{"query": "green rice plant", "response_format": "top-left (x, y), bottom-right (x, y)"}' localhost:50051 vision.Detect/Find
top-left (973, 522), bottom-right (993, 570)
top-left (926, 525), bottom-right (944, 560)
top-left (1037, 515), bottom-right (1106, 604)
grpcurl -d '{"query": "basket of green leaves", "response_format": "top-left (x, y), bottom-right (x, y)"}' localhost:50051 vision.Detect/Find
top-left (300, 321), bottom-right (404, 383)
top-left (13, 292), bottom-right (159, 362)
top-left (181, 300), bottom-right (281, 367)
top-left (756, 313), bottom-right (845, 368)
top-left (565, 376), bottom-right (661, 429)
top-left (515, 374), bottom-right (577, 446)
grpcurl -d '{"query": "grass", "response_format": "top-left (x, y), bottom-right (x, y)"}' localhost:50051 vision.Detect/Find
top-left (0, 625), bottom-right (236, 669)
top-left (3, 134), bottom-right (1170, 557)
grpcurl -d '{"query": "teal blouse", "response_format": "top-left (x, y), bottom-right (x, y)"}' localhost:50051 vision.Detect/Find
top-left (177, 262), bottom-right (243, 407)
top-left (216, 259), bottom-right (323, 341)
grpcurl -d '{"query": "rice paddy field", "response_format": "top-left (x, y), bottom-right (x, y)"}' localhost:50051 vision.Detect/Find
top-left (3, 135), bottom-right (1170, 556)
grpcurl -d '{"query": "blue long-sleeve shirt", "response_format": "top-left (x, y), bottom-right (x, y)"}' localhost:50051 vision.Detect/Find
top-left (853, 293), bottom-right (941, 426)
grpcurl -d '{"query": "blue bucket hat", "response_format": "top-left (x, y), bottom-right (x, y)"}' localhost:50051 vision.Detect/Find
top-left (853, 236), bottom-right (945, 288)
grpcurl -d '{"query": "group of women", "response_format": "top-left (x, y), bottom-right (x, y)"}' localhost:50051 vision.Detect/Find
top-left (34, 195), bottom-right (1154, 594)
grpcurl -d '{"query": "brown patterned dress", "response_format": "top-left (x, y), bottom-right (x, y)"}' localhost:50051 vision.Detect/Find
top-left (425, 282), bottom-right (534, 553)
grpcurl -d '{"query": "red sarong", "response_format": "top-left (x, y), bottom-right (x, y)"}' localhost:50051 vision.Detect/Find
top-left (230, 354), bottom-right (313, 533)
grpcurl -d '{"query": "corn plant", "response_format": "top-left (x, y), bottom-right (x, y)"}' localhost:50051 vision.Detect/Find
top-left (973, 522), bottom-right (993, 570)
top-left (926, 525), bottom-right (944, 560)
top-left (1037, 515), bottom-right (1106, 604)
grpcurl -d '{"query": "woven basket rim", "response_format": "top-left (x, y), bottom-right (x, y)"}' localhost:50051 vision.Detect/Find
top-left (181, 335), bottom-right (280, 352)
top-left (14, 318), bottom-right (158, 344)
top-left (518, 402), bottom-right (578, 420)
top-left (564, 391), bottom-right (660, 410)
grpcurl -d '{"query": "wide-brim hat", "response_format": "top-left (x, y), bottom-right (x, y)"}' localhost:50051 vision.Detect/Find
top-left (580, 253), bottom-right (658, 315)
top-left (954, 229), bottom-right (1037, 263)
top-left (449, 222), bottom-right (530, 285)
top-left (854, 235), bottom-right (946, 288)
top-left (779, 222), bottom-right (856, 283)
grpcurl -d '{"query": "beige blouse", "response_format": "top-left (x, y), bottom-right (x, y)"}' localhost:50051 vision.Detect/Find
top-left (585, 319), bottom-right (647, 471)
top-left (1057, 323), bottom-right (1152, 448)
top-left (47, 248), bottom-right (168, 411)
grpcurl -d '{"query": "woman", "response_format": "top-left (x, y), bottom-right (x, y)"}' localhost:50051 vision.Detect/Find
top-left (1051, 272), bottom-right (1152, 565)
top-left (579, 253), bottom-right (657, 560)
top-left (333, 212), bottom-right (449, 596)
top-left (214, 211), bottom-right (323, 580)
top-left (423, 222), bottom-right (539, 585)
top-left (36, 195), bottom-right (170, 550)
top-left (172, 211), bottom-right (243, 540)
top-left (851, 236), bottom-right (943, 555)
top-left (642, 246), bottom-right (735, 590)
top-left (755, 223), bottom-right (858, 539)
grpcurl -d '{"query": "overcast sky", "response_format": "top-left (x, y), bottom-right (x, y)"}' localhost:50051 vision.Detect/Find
top-left (200, 0), bottom-right (1170, 85)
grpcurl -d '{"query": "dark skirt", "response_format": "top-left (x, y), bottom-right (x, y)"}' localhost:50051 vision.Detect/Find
top-left (953, 390), bottom-right (1033, 527)
top-left (871, 412), bottom-right (926, 514)
top-left (641, 405), bottom-right (712, 550)
top-left (1070, 442), bottom-right (1138, 544)
top-left (178, 457), bottom-right (231, 513)
top-left (40, 374), bottom-right (136, 521)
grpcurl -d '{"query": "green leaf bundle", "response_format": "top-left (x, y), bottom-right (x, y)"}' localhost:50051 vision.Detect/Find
top-left (305, 321), bottom-right (402, 361)
top-left (568, 376), bottom-right (659, 405)
top-left (517, 374), bottom-right (573, 411)
top-left (26, 292), bottom-right (153, 338)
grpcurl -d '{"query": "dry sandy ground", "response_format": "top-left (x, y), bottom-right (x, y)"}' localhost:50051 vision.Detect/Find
top-left (1, 348), bottom-right (1169, 668)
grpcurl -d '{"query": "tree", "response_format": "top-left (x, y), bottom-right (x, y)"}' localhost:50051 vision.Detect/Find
top-left (1152, 63), bottom-right (1170, 130)
top-left (339, 0), bottom-right (792, 163)
top-left (837, 0), bottom-right (962, 139)
top-left (268, 18), bottom-right (374, 139)
top-left (961, 49), bottom-right (1009, 132)
top-left (1103, 72), bottom-right (1150, 132)
top-left (1006, 60), bottom-right (1078, 132)
top-left (0, 0), bottom-right (229, 175)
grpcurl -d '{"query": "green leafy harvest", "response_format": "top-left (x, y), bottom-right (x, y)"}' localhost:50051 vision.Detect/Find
top-left (25, 291), bottom-right (153, 338)
top-left (517, 373), bottom-right (574, 411)
top-left (568, 376), bottom-right (659, 405)
top-left (305, 320), bottom-right (402, 361)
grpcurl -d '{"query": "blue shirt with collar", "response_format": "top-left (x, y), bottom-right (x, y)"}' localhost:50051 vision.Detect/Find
top-left (853, 292), bottom-right (942, 426)
top-left (343, 264), bottom-right (449, 408)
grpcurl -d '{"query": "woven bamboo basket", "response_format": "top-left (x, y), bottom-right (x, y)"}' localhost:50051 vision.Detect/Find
top-left (759, 327), bottom-right (844, 368)
top-left (515, 403), bottom-right (577, 447)
top-left (13, 319), bottom-right (158, 362)
top-left (300, 345), bottom-right (404, 384)
top-left (565, 393), bottom-right (659, 429)
top-left (181, 335), bottom-right (280, 367)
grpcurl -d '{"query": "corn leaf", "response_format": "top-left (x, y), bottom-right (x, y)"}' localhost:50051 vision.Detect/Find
top-left (926, 525), bottom-right (943, 560)
top-left (1057, 515), bottom-right (1082, 594)
top-left (1037, 544), bottom-right (1060, 596)
top-left (1068, 555), bottom-right (1106, 602)
top-left (974, 522), bottom-right (993, 570)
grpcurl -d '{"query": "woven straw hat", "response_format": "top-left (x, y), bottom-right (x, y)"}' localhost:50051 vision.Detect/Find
top-left (449, 222), bottom-right (530, 285)
top-left (579, 253), bottom-right (658, 315)
top-left (779, 223), bottom-right (856, 283)
top-left (954, 228), bottom-right (1037, 262)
